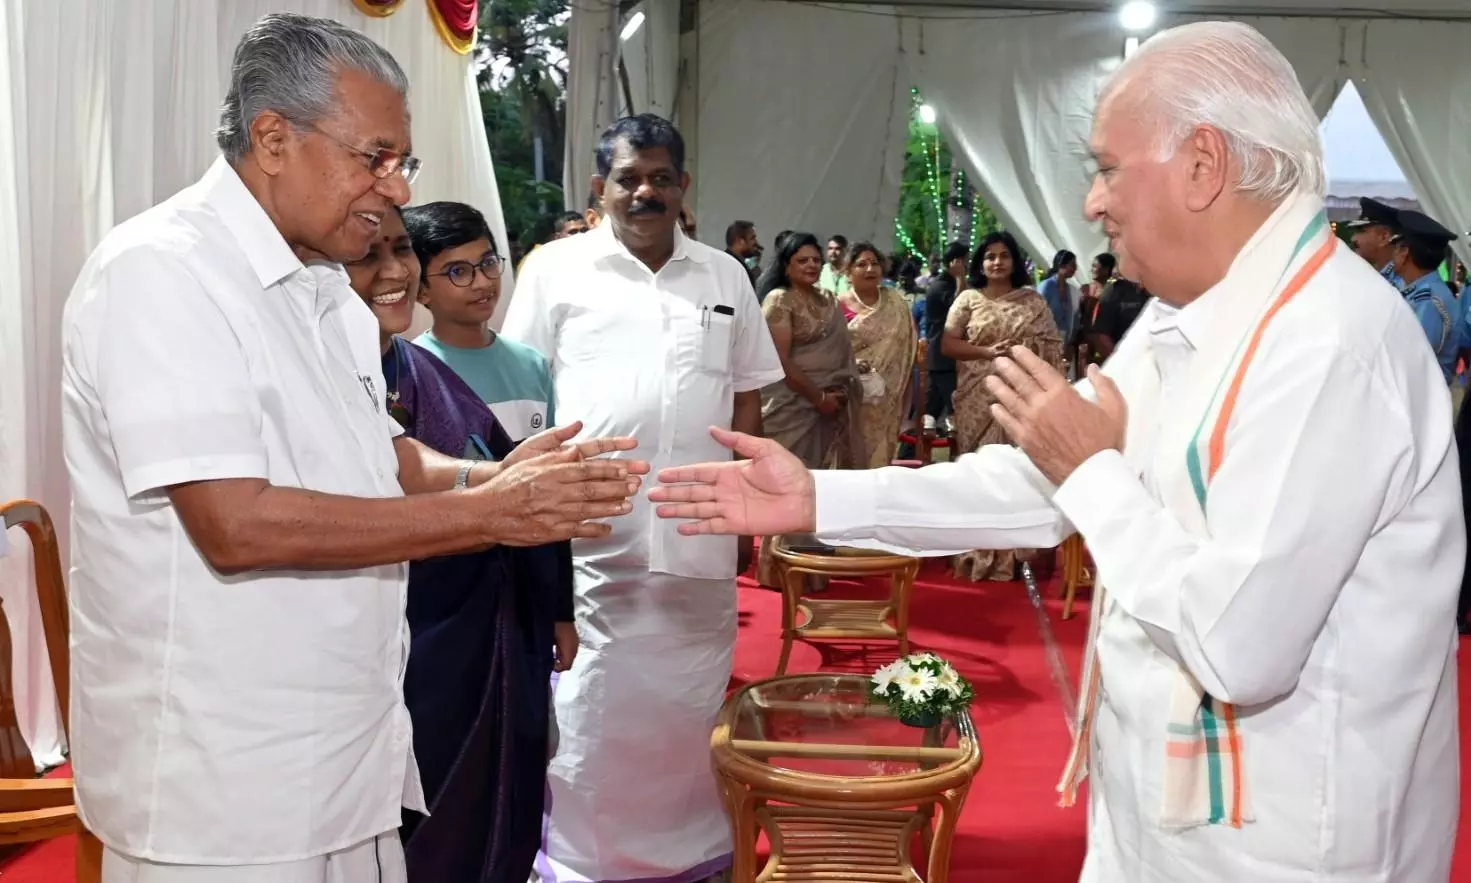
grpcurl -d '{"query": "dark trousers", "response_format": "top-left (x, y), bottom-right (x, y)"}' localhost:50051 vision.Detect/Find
top-left (926, 370), bottom-right (957, 423)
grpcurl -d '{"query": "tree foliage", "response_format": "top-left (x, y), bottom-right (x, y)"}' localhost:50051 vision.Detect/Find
top-left (477, 0), bottom-right (569, 248)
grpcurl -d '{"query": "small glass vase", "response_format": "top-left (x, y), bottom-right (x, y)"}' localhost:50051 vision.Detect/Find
top-left (898, 708), bottom-right (942, 728)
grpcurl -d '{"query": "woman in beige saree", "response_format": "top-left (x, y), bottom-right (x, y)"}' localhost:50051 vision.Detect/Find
top-left (838, 242), bottom-right (918, 468)
top-left (755, 232), bottom-right (861, 587)
top-left (942, 231), bottom-right (1063, 582)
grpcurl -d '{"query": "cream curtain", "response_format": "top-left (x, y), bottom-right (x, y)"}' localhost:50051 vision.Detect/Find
top-left (1349, 19), bottom-right (1471, 264)
top-left (562, 0), bottom-right (621, 215)
top-left (692, 0), bottom-right (909, 250)
top-left (902, 11), bottom-right (1119, 265)
top-left (0, 0), bottom-right (510, 769)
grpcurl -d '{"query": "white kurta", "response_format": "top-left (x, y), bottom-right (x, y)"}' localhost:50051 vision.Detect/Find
top-left (504, 223), bottom-right (784, 882)
top-left (812, 196), bottom-right (1461, 881)
top-left (62, 159), bottom-right (422, 866)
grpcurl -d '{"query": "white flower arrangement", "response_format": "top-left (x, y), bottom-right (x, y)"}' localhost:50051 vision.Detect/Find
top-left (869, 652), bottom-right (974, 725)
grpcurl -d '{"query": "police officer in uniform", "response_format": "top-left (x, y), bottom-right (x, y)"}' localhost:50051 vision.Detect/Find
top-left (1392, 209), bottom-right (1459, 382)
top-left (1347, 196), bottom-right (1405, 289)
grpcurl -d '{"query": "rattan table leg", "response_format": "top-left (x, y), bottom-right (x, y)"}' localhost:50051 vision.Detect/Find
top-left (776, 563), bottom-right (802, 676)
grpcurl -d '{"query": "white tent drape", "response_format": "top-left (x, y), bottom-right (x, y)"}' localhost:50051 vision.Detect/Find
top-left (562, 0), bottom-right (620, 214)
top-left (693, 0), bottom-right (908, 250)
top-left (622, 0), bottom-right (681, 121)
top-left (1350, 19), bottom-right (1471, 264)
top-left (902, 11), bottom-right (1119, 266)
top-left (0, 0), bottom-right (509, 770)
top-left (600, 3), bottom-right (1471, 271)
top-left (0, 0), bottom-right (68, 774)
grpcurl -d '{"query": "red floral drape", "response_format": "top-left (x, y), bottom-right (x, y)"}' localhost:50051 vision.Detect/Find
top-left (426, 0), bottom-right (477, 55)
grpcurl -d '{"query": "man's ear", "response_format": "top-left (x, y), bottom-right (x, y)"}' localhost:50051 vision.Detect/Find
top-left (250, 110), bottom-right (293, 177)
top-left (1182, 124), bottom-right (1230, 213)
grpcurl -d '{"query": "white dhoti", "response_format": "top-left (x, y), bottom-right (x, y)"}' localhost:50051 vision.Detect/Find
top-left (103, 833), bottom-right (405, 883)
top-left (534, 566), bottom-right (736, 883)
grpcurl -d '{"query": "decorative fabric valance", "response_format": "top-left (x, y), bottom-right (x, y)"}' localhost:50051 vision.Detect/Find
top-left (351, 0), bottom-right (405, 16)
top-left (348, 0), bottom-right (476, 55)
top-left (426, 0), bottom-right (477, 55)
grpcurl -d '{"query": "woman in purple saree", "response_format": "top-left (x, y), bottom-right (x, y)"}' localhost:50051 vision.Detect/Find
top-left (344, 207), bottom-right (571, 882)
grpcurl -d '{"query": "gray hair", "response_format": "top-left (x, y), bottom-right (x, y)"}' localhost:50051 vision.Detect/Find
top-left (1103, 21), bottom-right (1326, 203)
top-left (215, 13), bottom-right (409, 163)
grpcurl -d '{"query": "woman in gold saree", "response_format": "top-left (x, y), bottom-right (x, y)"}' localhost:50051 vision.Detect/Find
top-left (942, 231), bottom-right (1063, 582)
top-left (755, 232), bottom-right (860, 587)
top-left (837, 242), bottom-right (918, 468)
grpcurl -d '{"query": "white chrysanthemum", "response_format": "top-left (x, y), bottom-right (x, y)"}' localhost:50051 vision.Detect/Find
top-left (898, 668), bottom-right (938, 702)
top-left (935, 666), bottom-right (962, 695)
top-left (871, 665), bottom-right (898, 694)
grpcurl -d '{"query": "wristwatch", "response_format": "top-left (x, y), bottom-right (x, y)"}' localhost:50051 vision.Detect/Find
top-left (454, 461), bottom-right (475, 490)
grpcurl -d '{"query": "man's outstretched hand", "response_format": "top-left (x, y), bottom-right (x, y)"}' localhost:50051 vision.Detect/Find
top-left (503, 421), bottom-right (640, 469)
top-left (650, 427), bottom-right (816, 537)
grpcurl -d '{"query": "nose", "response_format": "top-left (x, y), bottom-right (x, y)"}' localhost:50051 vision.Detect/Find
top-left (634, 180), bottom-right (659, 201)
top-left (1083, 176), bottom-right (1106, 222)
top-left (377, 174), bottom-right (412, 207)
top-left (381, 252), bottom-right (410, 284)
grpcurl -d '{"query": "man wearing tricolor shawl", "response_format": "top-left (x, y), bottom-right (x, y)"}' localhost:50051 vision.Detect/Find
top-left (650, 20), bottom-right (1461, 882)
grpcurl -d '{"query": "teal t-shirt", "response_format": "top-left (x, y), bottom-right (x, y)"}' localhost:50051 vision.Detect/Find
top-left (414, 331), bottom-right (555, 442)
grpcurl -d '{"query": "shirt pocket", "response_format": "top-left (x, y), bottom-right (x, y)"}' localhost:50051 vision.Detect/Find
top-left (675, 307), bottom-right (733, 375)
top-left (703, 311), bottom-right (734, 373)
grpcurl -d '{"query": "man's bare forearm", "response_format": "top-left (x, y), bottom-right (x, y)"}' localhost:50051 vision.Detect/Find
top-left (395, 436), bottom-right (498, 494)
top-left (733, 390), bottom-right (763, 440)
top-left (168, 478), bottom-right (502, 574)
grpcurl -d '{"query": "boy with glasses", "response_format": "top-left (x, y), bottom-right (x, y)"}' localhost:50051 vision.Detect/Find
top-left (405, 201), bottom-right (557, 445)
top-left (405, 199), bottom-right (579, 698)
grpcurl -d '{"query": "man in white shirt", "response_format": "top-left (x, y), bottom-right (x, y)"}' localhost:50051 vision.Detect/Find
top-left (62, 14), bottom-right (643, 883)
top-left (503, 114), bottom-right (784, 883)
top-left (652, 22), bottom-right (1461, 882)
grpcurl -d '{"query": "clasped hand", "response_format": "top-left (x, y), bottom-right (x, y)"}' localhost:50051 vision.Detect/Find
top-left (482, 421), bottom-right (649, 545)
top-left (983, 347), bottom-right (1127, 485)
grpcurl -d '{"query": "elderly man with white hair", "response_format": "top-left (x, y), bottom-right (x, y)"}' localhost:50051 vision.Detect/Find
top-left (650, 21), bottom-right (1461, 882)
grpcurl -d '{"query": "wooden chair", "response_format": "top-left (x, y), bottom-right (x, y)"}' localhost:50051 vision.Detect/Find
top-left (1057, 534), bottom-right (1093, 621)
top-left (2, 500), bottom-right (102, 882)
top-left (896, 339), bottom-right (951, 466)
top-left (766, 537), bottom-right (921, 676)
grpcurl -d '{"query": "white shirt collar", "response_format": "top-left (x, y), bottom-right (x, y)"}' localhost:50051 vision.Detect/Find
top-left (1148, 194), bottom-right (1316, 352)
top-left (200, 156), bottom-right (305, 289)
top-left (584, 218), bottom-right (709, 267)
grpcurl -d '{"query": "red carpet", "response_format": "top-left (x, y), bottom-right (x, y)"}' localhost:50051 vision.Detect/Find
top-left (4, 562), bottom-right (1469, 881)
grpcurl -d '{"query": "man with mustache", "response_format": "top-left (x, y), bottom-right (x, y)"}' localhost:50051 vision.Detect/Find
top-left (60, 14), bottom-right (643, 882)
top-left (504, 113), bottom-right (783, 883)
top-left (652, 21), bottom-right (1460, 882)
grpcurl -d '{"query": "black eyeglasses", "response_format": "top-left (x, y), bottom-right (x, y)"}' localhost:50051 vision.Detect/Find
top-left (308, 125), bottom-right (422, 185)
top-left (426, 254), bottom-right (504, 287)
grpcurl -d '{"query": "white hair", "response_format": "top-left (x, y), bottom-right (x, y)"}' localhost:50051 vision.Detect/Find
top-left (1102, 21), bottom-right (1326, 203)
top-left (215, 13), bottom-right (408, 164)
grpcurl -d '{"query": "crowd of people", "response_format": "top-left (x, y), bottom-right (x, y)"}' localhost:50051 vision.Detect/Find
top-left (45, 9), bottom-right (1471, 883)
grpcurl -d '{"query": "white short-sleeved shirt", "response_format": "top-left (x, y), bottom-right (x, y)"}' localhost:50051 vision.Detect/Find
top-left (502, 222), bottom-right (784, 580)
top-left (61, 158), bottom-right (424, 864)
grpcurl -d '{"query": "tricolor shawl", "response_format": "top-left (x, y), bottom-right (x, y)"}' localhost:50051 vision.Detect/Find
top-left (1056, 195), bottom-right (1338, 830)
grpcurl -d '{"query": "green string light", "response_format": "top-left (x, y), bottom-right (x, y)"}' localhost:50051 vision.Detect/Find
top-left (894, 219), bottom-right (918, 256)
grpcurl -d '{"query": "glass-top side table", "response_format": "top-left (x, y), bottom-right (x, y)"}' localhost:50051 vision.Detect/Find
top-left (712, 674), bottom-right (982, 883)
